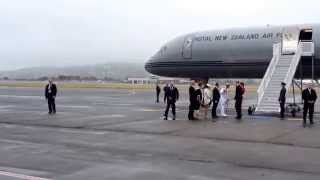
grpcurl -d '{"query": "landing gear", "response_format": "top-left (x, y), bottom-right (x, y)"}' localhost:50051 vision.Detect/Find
top-left (286, 103), bottom-right (301, 117)
top-left (248, 105), bottom-right (256, 115)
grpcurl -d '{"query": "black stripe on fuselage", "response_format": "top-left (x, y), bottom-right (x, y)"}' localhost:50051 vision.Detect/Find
top-left (145, 61), bottom-right (269, 68)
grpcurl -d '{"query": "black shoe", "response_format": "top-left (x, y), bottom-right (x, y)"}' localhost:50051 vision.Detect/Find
top-left (173, 117), bottom-right (176, 120)
top-left (303, 123), bottom-right (306, 128)
top-left (48, 111), bottom-right (52, 114)
top-left (163, 117), bottom-right (168, 120)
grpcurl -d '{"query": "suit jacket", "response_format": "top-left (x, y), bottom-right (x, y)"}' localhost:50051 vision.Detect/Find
top-left (278, 87), bottom-right (286, 103)
top-left (234, 85), bottom-right (244, 100)
top-left (189, 86), bottom-right (197, 104)
top-left (156, 86), bottom-right (161, 93)
top-left (302, 88), bottom-right (317, 103)
top-left (165, 87), bottom-right (179, 102)
top-left (212, 87), bottom-right (220, 103)
top-left (45, 83), bottom-right (57, 99)
top-left (163, 86), bottom-right (169, 101)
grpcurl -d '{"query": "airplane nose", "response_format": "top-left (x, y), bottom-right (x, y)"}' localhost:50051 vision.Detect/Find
top-left (144, 58), bottom-right (155, 74)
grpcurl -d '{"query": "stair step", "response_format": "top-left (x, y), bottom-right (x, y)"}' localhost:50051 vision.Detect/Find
top-left (257, 53), bottom-right (299, 112)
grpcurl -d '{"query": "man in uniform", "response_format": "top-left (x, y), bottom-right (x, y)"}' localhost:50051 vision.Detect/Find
top-left (278, 82), bottom-right (287, 119)
top-left (45, 79), bottom-right (57, 114)
top-left (164, 83), bottom-right (179, 120)
top-left (211, 82), bottom-right (220, 120)
top-left (302, 83), bottom-right (317, 127)
top-left (188, 81), bottom-right (196, 120)
top-left (156, 83), bottom-right (161, 103)
top-left (234, 81), bottom-right (245, 119)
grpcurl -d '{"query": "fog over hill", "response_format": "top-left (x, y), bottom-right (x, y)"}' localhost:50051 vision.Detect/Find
top-left (0, 62), bottom-right (148, 81)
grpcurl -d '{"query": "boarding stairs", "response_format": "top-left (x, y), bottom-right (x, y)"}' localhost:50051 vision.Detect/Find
top-left (256, 42), bottom-right (314, 112)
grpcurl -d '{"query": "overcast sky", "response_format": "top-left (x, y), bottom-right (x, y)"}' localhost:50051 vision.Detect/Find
top-left (0, 0), bottom-right (319, 70)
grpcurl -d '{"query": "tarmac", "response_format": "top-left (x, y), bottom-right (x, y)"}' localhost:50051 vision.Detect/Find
top-left (0, 86), bottom-right (320, 180)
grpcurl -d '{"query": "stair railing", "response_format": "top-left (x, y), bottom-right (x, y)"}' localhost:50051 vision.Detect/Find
top-left (257, 43), bottom-right (281, 108)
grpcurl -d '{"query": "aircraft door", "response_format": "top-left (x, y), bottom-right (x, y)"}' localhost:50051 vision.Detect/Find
top-left (281, 27), bottom-right (300, 55)
top-left (182, 36), bottom-right (193, 59)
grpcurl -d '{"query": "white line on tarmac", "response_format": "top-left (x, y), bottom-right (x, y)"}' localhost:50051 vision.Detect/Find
top-left (0, 95), bottom-right (41, 99)
top-left (58, 105), bottom-right (91, 109)
top-left (0, 170), bottom-right (51, 180)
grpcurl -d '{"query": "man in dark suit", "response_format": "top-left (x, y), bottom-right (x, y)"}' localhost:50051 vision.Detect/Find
top-left (156, 84), bottom-right (161, 103)
top-left (188, 81), bottom-right (196, 120)
top-left (163, 84), bottom-right (169, 103)
top-left (278, 82), bottom-right (287, 119)
top-left (164, 83), bottom-right (179, 120)
top-left (211, 83), bottom-right (220, 120)
top-left (234, 81), bottom-right (245, 119)
top-left (45, 79), bottom-right (57, 114)
top-left (302, 83), bottom-right (317, 127)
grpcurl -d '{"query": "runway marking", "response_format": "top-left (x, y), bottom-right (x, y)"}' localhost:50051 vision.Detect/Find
top-left (115, 104), bottom-right (133, 106)
top-left (58, 105), bottom-right (91, 109)
top-left (0, 170), bottom-right (51, 180)
top-left (110, 114), bottom-right (126, 118)
top-left (0, 95), bottom-right (40, 99)
top-left (136, 108), bottom-right (161, 112)
top-left (287, 118), bottom-right (303, 121)
top-left (0, 105), bottom-right (13, 109)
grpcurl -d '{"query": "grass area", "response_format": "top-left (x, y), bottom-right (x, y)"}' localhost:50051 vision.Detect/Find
top-left (0, 82), bottom-right (156, 90)
top-left (0, 81), bottom-right (259, 93)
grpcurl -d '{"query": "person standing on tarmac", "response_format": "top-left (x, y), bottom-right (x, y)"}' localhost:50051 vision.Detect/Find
top-left (302, 83), bottom-right (317, 128)
top-left (234, 81), bottom-right (245, 119)
top-left (156, 83), bottom-right (161, 103)
top-left (45, 79), bottom-right (57, 114)
top-left (278, 82), bottom-right (287, 119)
top-left (219, 83), bottom-right (230, 117)
top-left (201, 84), bottom-right (212, 120)
top-left (163, 83), bottom-right (179, 120)
top-left (163, 83), bottom-right (169, 103)
top-left (212, 83), bottom-right (220, 120)
top-left (188, 81), bottom-right (197, 120)
top-left (194, 82), bottom-right (202, 119)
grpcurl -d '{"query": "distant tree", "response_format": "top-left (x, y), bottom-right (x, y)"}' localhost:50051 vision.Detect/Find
top-left (38, 76), bottom-right (48, 81)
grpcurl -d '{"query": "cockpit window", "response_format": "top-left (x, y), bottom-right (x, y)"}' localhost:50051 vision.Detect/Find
top-left (156, 46), bottom-right (167, 56)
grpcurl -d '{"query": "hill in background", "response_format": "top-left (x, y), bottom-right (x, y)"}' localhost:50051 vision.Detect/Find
top-left (0, 62), bottom-right (148, 81)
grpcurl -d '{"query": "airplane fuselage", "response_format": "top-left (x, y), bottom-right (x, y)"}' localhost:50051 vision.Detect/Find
top-left (145, 24), bottom-right (320, 79)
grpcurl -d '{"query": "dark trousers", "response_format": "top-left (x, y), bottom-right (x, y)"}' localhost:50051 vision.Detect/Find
top-left (164, 100), bottom-right (176, 118)
top-left (235, 98), bottom-right (242, 118)
top-left (211, 102), bottom-right (219, 118)
top-left (156, 92), bottom-right (160, 103)
top-left (48, 97), bottom-right (56, 113)
top-left (303, 103), bottom-right (315, 124)
top-left (188, 104), bottom-right (194, 120)
top-left (280, 102), bottom-right (285, 118)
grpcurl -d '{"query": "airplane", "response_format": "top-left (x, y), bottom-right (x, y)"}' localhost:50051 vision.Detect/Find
top-left (145, 24), bottom-right (319, 80)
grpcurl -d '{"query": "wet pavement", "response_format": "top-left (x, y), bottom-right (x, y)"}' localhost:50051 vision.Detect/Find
top-left (0, 87), bottom-right (319, 179)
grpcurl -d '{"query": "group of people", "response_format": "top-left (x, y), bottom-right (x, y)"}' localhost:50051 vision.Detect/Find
top-left (157, 80), bottom-right (318, 127)
top-left (188, 80), bottom-right (245, 121)
top-left (157, 80), bottom-right (245, 121)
